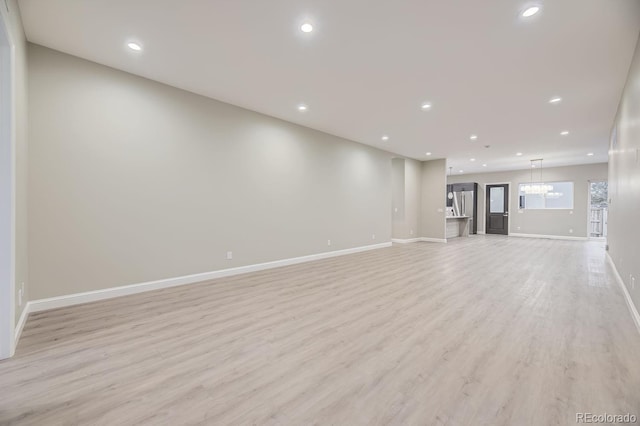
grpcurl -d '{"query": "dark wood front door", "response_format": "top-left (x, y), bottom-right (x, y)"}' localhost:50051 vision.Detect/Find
top-left (486, 184), bottom-right (509, 235)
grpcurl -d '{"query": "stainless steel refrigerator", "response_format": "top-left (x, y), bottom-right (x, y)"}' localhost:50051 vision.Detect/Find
top-left (446, 182), bottom-right (478, 234)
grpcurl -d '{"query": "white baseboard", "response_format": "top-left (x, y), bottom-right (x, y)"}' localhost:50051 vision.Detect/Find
top-left (509, 233), bottom-right (588, 241)
top-left (391, 237), bottom-right (446, 244)
top-left (14, 301), bottom-right (31, 343)
top-left (477, 231), bottom-right (486, 235)
top-left (606, 252), bottom-right (640, 335)
top-left (29, 242), bottom-right (392, 313)
top-left (420, 237), bottom-right (447, 243)
top-left (391, 238), bottom-right (421, 244)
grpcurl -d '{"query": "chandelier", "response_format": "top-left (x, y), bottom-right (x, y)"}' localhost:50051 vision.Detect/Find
top-left (521, 183), bottom-right (554, 194)
top-left (521, 158), bottom-right (554, 195)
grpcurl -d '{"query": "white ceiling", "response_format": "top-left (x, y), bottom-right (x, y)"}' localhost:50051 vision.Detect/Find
top-left (18, 0), bottom-right (640, 174)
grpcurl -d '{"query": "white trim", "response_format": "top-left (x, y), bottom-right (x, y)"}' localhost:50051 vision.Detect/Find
top-left (29, 242), bottom-right (392, 313)
top-left (392, 237), bottom-right (447, 244)
top-left (477, 231), bottom-right (486, 235)
top-left (14, 301), bottom-right (29, 343)
top-left (391, 238), bottom-right (421, 244)
top-left (420, 237), bottom-right (447, 243)
top-left (509, 233), bottom-right (587, 241)
top-left (606, 252), bottom-right (640, 335)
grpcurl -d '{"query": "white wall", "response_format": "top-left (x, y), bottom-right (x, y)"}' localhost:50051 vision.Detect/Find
top-left (609, 34), bottom-right (640, 314)
top-left (420, 159), bottom-right (446, 240)
top-left (448, 163), bottom-right (608, 238)
top-left (392, 158), bottom-right (405, 236)
top-left (28, 44), bottom-right (393, 300)
top-left (0, 0), bottom-right (28, 358)
top-left (392, 157), bottom-right (421, 239)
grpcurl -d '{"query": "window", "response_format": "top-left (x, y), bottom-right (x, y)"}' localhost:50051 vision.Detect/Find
top-left (518, 181), bottom-right (574, 209)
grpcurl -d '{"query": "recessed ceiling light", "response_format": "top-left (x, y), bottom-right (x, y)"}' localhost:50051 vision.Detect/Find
top-left (549, 97), bottom-right (562, 104)
top-left (127, 42), bottom-right (142, 51)
top-left (297, 104), bottom-right (308, 111)
top-left (381, 135), bottom-right (389, 141)
top-left (470, 158), bottom-right (476, 162)
top-left (425, 152), bottom-right (432, 156)
top-left (470, 135), bottom-right (478, 140)
top-left (301, 22), bottom-right (313, 33)
top-left (421, 102), bottom-right (432, 110)
top-left (516, 152), bottom-right (523, 156)
top-left (522, 6), bottom-right (540, 17)
top-left (560, 131), bottom-right (570, 136)
top-left (587, 152), bottom-right (594, 156)
top-left (482, 164), bottom-right (487, 167)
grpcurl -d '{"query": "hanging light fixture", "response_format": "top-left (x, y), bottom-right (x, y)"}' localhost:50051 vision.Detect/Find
top-left (447, 167), bottom-right (454, 200)
top-left (521, 159), bottom-right (554, 195)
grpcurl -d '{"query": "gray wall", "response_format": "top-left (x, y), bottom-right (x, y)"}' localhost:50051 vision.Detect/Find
top-left (609, 34), bottom-right (640, 313)
top-left (392, 157), bottom-right (421, 239)
top-left (28, 44), bottom-right (393, 300)
top-left (420, 159), bottom-right (446, 240)
top-left (448, 163), bottom-right (608, 237)
top-left (1, 0), bottom-right (28, 326)
top-left (392, 158), bottom-right (405, 236)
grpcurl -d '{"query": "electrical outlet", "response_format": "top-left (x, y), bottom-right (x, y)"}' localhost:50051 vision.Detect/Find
top-left (517, 226), bottom-right (521, 230)
top-left (226, 251), bottom-right (233, 260)
top-left (410, 229), bottom-right (413, 235)
top-left (372, 234), bottom-right (376, 240)
top-left (394, 207), bottom-right (398, 213)
top-left (327, 240), bottom-right (331, 246)
top-left (569, 210), bottom-right (573, 215)
top-left (18, 282), bottom-right (24, 306)
top-left (569, 229), bottom-right (573, 234)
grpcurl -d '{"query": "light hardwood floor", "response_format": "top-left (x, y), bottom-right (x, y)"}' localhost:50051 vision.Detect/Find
top-left (1, 236), bottom-right (639, 425)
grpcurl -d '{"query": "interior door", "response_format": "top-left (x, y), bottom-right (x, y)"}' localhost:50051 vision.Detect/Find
top-left (486, 184), bottom-right (509, 235)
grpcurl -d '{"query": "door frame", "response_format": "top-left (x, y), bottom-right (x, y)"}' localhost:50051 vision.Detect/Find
top-left (483, 182), bottom-right (511, 235)
top-left (0, 8), bottom-right (16, 359)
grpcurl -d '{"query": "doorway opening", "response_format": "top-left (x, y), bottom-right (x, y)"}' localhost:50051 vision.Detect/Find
top-left (588, 181), bottom-right (608, 239)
